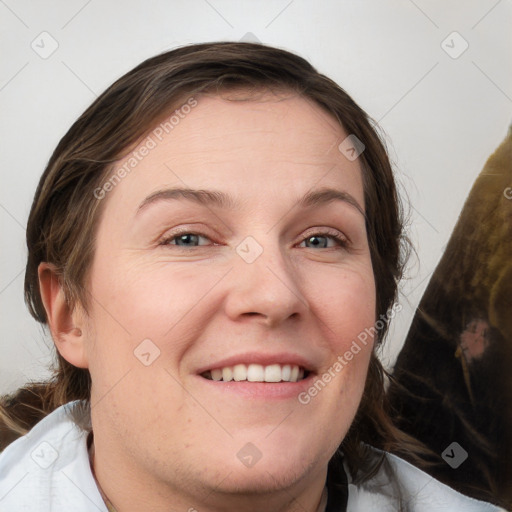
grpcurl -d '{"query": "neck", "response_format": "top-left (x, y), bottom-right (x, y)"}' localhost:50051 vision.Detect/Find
top-left (87, 433), bottom-right (329, 512)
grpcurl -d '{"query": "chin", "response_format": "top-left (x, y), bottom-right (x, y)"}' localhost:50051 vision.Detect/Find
top-left (210, 459), bottom-right (316, 496)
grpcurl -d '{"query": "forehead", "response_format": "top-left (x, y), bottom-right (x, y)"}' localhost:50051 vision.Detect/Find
top-left (101, 92), bottom-right (364, 215)
top-left (165, 92), bottom-right (346, 162)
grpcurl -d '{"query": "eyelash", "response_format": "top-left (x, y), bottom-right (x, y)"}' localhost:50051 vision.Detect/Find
top-left (159, 228), bottom-right (349, 250)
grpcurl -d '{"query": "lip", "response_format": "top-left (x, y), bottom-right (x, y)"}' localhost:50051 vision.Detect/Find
top-left (195, 351), bottom-right (317, 375)
top-left (194, 372), bottom-right (316, 399)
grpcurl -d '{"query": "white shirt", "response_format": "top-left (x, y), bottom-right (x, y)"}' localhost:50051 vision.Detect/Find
top-left (0, 402), bottom-right (504, 511)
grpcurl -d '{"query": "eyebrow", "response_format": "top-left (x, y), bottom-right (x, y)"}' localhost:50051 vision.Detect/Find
top-left (137, 186), bottom-right (364, 217)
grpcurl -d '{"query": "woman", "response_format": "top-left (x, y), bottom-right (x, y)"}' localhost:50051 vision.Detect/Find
top-left (0, 42), bottom-right (502, 511)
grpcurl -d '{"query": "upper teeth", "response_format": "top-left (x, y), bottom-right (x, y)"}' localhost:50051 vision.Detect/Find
top-left (203, 364), bottom-right (305, 382)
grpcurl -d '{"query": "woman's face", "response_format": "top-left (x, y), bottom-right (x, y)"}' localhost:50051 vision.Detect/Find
top-left (82, 92), bottom-right (376, 506)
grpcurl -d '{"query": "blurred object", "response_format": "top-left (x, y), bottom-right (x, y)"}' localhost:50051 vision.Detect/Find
top-left (388, 125), bottom-right (512, 509)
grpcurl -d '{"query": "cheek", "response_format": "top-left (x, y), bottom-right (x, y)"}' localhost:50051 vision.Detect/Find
top-left (90, 258), bottom-right (206, 330)
top-left (307, 261), bottom-right (376, 343)
top-left (85, 260), bottom-right (224, 373)
top-left (304, 262), bottom-right (376, 392)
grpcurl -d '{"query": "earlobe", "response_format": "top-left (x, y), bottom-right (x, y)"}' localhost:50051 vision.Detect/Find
top-left (38, 263), bottom-right (89, 369)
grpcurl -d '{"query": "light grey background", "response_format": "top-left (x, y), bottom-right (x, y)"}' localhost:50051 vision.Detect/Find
top-left (1, 0), bottom-right (511, 394)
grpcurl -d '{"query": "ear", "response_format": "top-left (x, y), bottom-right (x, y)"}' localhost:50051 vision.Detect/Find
top-left (38, 262), bottom-right (89, 369)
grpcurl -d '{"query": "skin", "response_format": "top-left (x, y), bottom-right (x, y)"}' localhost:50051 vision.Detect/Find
top-left (40, 91), bottom-right (376, 512)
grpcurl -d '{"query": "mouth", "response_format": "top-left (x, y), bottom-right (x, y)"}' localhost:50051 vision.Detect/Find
top-left (200, 363), bottom-right (311, 383)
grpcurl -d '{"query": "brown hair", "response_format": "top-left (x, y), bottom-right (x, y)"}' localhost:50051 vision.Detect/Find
top-left (1, 41), bottom-right (426, 483)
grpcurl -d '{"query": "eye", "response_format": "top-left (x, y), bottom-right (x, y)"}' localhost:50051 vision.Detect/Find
top-left (159, 229), bottom-right (348, 250)
top-left (160, 231), bottom-right (212, 248)
top-left (298, 230), bottom-right (348, 249)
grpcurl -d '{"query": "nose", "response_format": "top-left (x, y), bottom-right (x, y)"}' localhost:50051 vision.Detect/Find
top-left (223, 237), bottom-right (310, 328)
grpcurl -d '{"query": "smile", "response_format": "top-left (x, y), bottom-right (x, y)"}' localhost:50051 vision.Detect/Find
top-left (201, 363), bottom-right (310, 383)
